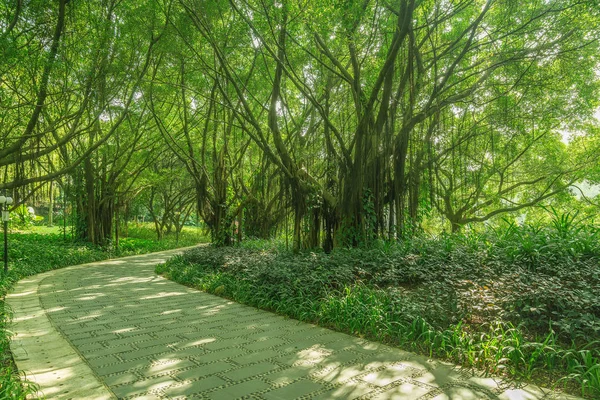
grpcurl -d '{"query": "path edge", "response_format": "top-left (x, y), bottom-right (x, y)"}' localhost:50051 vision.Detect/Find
top-left (7, 265), bottom-right (115, 399)
top-left (6, 247), bottom-right (195, 399)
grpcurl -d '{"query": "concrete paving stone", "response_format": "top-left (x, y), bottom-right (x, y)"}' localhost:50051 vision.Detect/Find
top-left (243, 331), bottom-right (283, 343)
top-left (175, 362), bottom-right (233, 381)
top-left (230, 349), bottom-right (281, 365)
top-left (370, 381), bottom-right (433, 399)
top-left (393, 359), bottom-right (435, 373)
top-left (263, 379), bottom-right (324, 400)
top-left (312, 381), bottom-right (375, 400)
top-left (162, 376), bottom-right (226, 397)
top-left (346, 339), bottom-right (394, 353)
top-left (412, 364), bottom-right (468, 388)
top-left (135, 336), bottom-right (180, 349)
top-left (134, 319), bottom-right (179, 329)
top-left (217, 329), bottom-right (255, 340)
top-left (40, 381), bottom-right (113, 400)
top-left (360, 364), bottom-right (415, 387)
top-left (12, 340), bottom-right (66, 354)
top-left (243, 337), bottom-right (287, 351)
top-left (199, 313), bottom-right (236, 321)
top-left (467, 375), bottom-right (509, 392)
top-left (70, 333), bottom-right (119, 346)
top-left (86, 354), bottom-right (120, 367)
top-left (312, 363), bottom-right (369, 384)
top-left (203, 338), bottom-right (251, 352)
top-left (174, 336), bottom-right (218, 350)
top-left (263, 366), bottom-right (318, 385)
top-left (285, 347), bottom-right (332, 367)
top-left (207, 379), bottom-right (272, 399)
top-left (272, 352), bottom-right (307, 366)
top-left (110, 327), bottom-right (152, 338)
top-left (64, 331), bottom-right (96, 341)
top-left (222, 362), bottom-right (280, 381)
top-left (180, 328), bottom-right (222, 337)
top-left (366, 351), bottom-right (431, 367)
top-left (430, 385), bottom-right (497, 400)
top-left (60, 324), bottom-right (103, 335)
top-left (112, 375), bottom-right (176, 398)
top-left (195, 303), bottom-right (228, 311)
top-left (311, 332), bottom-right (348, 344)
top-left (96, 359), bottom-right (148, 376)
top-left (257, 314), bottom-right (287, 322)
top-left (101, 334), bottom-right (154, 348)
top-left (71, 341), bottom-right (106, 353)
top-left (172, 346), bottom-right (209, 359)
top-left (218, 307), bottom-right (248, 315)
top-left (102, 371), bottom-right (139, 386)
top-left (322, 350), bottom-right (363, 365)
top-left (227, 310), bottom-right (264, 325)
top-left (79, 318), bottom-right (126, 328)
top-left (177, 318), bottom-right (216, 326)
top-left (152, 326), bottom-right (198, 338)
top-left (195, 347), bottom-right (248, 363)
top-left (144, 358), bottom-right (197, 376)
top-left (280, 329), bottom-right (323, 342)
top-left (229, 310), bottom-right (259, 317)
top-left (122, 394), bottom-right (162, 400)
top-left (316, 340), bottom-right (356, 352)
top-left (115, 316), bottom-right (155, 325)
top-left (119, 345), bottom-right (172, 361)
top-left (196, 322), bottom-right (228, 331)
top-left (498, 386), bottom-right (556, 400)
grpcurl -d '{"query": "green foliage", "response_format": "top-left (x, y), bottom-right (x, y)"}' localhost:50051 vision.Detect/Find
top-left (158, 215), bottom-right (600, 397)
top-left (238, 238), bottom-right (289, 252)
top-left (9, 206), bottom-right (44, 230)
top-left (123, 224), bottom-right (208, 253)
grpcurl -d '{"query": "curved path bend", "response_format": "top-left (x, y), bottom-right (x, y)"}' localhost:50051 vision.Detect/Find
top-left (8, 249), bottom-right (579, 400)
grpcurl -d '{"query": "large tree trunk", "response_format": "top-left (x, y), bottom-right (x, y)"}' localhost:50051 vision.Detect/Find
top-left (83, 157), bottom-right (96, 244)
top-left (47, 180), bottom-right (54, 227)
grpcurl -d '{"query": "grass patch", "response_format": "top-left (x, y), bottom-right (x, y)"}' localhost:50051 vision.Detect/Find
top-left (0, 224), bottom-right (207, 398)
top-left (157, 218), bottom-right (600, 398)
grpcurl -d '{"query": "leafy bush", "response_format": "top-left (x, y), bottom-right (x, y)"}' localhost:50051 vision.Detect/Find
top-left (9, 205), bottom-right (44, 229)
top-left (158, 216), bottom-right (600, 397)
top-left (125, 223), bottom-right (208, 246)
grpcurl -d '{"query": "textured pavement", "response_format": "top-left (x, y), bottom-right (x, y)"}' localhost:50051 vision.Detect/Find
top-left (7, 249), bottom-right (580, 399)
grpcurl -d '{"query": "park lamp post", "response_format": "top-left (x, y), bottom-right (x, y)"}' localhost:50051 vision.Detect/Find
top-left (0, 195), bottom-right (13, 274)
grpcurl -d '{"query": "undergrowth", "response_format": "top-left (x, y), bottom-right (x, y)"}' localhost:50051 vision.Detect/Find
top-left (157, 213), bottom-right (600, 398)
top-left (0, 226), bottom-right (207, 398)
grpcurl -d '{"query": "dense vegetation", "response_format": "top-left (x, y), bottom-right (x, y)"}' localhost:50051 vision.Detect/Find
top-left (0, 225), bottom-right (206, 398)
top-left (158, 210), bottom-right (600, 397)
top-left (1, 0), bottom-right (600, 397)
top-left (1, 0), bottom-right (599, 250)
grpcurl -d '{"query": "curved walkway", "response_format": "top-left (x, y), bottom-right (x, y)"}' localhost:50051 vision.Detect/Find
top-left (8, 249), bottom-right (579, 400)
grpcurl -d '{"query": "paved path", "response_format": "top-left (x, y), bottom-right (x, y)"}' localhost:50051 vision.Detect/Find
top-left (7, 249), bottom-right (579, 400)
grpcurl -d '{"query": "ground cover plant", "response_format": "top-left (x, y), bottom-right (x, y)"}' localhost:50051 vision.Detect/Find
top-left (157, 214), bottom-right (600, 398)
top-left (0, 225), bottom-right (207, 398)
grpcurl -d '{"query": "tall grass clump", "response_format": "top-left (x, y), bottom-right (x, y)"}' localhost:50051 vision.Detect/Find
top-left (158, 211), bottom-right (599, 397)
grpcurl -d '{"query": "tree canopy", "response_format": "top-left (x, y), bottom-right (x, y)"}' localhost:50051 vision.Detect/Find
top-left (1, 0), bottom-right (599, 249)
